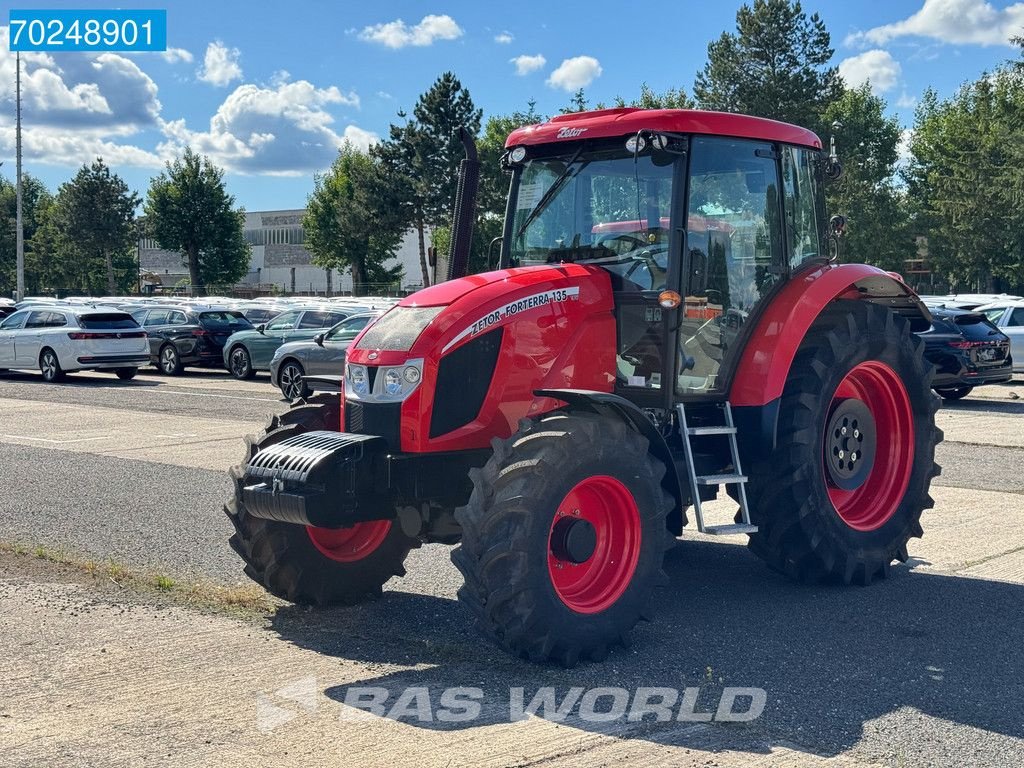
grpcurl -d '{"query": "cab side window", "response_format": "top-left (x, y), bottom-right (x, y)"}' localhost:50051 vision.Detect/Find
top-left (782, 146), bottom-right (824, 267)
top-left (0, 311), bottom-right (28, 330)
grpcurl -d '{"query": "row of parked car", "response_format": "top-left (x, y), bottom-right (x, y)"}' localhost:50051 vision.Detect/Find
top-left (918, 293), bottom-right (1023, 399)
top-left (0, 294), bottom-right (396, 398)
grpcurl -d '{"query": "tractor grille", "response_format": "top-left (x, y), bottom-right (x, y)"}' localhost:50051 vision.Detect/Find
top-left (430, 328), bottom-right (503, 438)
top-left (345, 399), bottom-right (401, 449)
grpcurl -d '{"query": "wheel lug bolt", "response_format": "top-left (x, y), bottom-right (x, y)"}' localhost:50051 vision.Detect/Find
top-left (853, 429), bottom-right (860, 438)
top-left (841, 427), bottom-right (847, 435)
top-left (572, 509), bottom-right (580, 516)
top-left (838, 450), bottom-right (844, 459)
top-left (850, 452), bottom-right (857, 462)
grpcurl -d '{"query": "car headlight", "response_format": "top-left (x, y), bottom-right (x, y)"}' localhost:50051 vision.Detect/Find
top-left (347, 364), bottom-right (369, 395)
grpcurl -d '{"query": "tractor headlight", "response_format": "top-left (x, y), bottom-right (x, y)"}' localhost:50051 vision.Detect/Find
top-left (348, 364), bottom-right (369, 395)
top-left (384, 369), bottom-right (402, 396)
top-left (403, 365), bottom-right (421, 384)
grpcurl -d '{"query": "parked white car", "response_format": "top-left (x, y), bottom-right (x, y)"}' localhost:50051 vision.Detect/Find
top-left (976, 300), bottom-right (1024, 373)
top-left (0, 306), bottom-right (149, 382)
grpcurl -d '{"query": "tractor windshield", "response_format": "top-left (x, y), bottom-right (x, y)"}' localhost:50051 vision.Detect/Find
top-left (509, 145), bottom-right (679, 291)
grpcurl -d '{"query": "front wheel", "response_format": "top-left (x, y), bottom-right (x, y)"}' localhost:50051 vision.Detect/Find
top-left (742, 301), bottom-right (942, 585)
top-left (228, 345), bottom-right (255, 380)
top-left (935, 386), bottom-right (972, 401)
top-left (452, 412), bottom-right (674, 666)
top-left (224, 394), bottom-right (418, 604)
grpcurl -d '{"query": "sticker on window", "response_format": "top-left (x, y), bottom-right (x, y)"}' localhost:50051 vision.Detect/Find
top-left (516, 182), bottom-right (544, 210)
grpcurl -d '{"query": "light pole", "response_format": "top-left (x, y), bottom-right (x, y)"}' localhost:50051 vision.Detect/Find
top-left (15, 51), bottom-right (24, 302)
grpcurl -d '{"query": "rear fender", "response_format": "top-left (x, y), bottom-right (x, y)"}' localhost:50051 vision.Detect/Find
top-left (729, 262), bottom-right (930, 460)
top-left (535, 388), bottom-right (686, 534)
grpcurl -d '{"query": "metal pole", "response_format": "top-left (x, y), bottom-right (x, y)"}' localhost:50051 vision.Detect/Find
top-left (15, 51), bottom-right (24, 301)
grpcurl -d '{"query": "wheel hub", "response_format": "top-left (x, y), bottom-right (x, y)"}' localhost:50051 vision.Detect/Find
top-left (825, 398), bottom-right (877, 490)
top-left (550, 516), bottom-right (597, 564)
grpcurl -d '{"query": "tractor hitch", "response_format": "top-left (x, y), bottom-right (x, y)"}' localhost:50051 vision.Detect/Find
top-left (241, 430), bottom-right (391, 528)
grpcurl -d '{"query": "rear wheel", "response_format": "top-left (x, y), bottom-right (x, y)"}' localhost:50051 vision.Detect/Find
top-left (224, 394), bottom-right (418, 605)
top-left (279, 359), bottom-right (311, 400)
top-left (935, 385), bottom-right (972, 401)
top-left (39, 348), bottom-right (66, 382)
top-left (228, 345), bottom-right (255, 380)
top-left (452, 412), bottom-right (674, 666)
top-left (159, 344), bottom-right (183, 375)
top-left (115, 368), bottom-right (137, 381)
top-left (742, 301), bottom-right (941, 584)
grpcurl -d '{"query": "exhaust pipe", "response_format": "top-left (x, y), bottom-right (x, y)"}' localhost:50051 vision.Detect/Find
top-left (446, 127), bottom-right (480, 281)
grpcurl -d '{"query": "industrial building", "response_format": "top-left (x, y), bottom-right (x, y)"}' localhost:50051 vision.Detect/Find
top-left (138, 209), bottom-right (431, 296)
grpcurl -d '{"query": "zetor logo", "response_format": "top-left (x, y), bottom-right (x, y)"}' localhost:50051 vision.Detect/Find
top-left (557, 127), bottom-right (587, 139)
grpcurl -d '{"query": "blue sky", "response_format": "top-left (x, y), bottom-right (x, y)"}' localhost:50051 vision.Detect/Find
top-left (1, 0), bottom-right (1023, 210)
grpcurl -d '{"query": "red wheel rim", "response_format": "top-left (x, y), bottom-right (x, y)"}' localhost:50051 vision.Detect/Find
top-left (547, 475), bottom-right (641, 614)
top-left (306, 521), bottom-right (392, 563)
top-left (824, 361), bottom-right (914, 531)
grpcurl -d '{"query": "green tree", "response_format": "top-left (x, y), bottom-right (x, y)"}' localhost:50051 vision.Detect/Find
top-left (45, 160), bottom-right (140, 295)
top-left (144, 148), bottom-right (250, 295)
top-left (906, 72), bottom-right (1024, 291)
top-left (374, 73), bottom-right (482, 287)
top-left (822, 85), bottom-right (915, 271)
top-left (559, 88), bottom-right (589, 114)
top-left (304, 143), bottom-right (406, 296)
top-left (694, 0), bottom-right (840, 132)
top-left (611, 83), bottom-right (694, 110)
top-left (0, 174), bottom-right (52, 295)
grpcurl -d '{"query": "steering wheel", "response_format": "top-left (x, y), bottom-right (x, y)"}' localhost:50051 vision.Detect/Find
top-left (597, 233), bottom-right (649, 255)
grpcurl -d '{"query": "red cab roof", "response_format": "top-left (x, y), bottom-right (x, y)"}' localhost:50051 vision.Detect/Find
top-left (505, 108), bottom-right (822, 150)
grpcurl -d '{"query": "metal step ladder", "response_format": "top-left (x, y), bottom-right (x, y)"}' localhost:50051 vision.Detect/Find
top-left (676, 402), bottom-right (757, 536)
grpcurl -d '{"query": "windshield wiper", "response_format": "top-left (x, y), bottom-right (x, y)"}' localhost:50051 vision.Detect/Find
top-left (514, 147), bottom-right (586, 243)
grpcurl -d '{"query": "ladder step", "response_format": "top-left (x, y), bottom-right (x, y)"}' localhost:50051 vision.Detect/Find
top-left (704, 523), bottom-right (758, 536)
top-left (686, 426), bottom-right (736, 436)
top-left (695, 473), bottom-right (747, 485)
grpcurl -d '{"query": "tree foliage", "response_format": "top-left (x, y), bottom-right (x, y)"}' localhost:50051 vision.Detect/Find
top-left (0, 174), bottom-right (51, 295)
top-left (304, 143), bottom-right (406, 296)
top-left (144, 148), bottom-right (249, 295)
top-left (906, 72), bottom-right (1024, 291)
top-left (694, 0), bottom-right (840, 133)
top-left (374, 73), bottom-right (481, 287)
top-left (611, 83), bottom-right (694, 110)
top-left (822, 85), bottom-right (915, 271)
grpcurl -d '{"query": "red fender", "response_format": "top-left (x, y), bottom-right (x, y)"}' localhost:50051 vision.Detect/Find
top-left (729, 263), bottom-right (929, 407)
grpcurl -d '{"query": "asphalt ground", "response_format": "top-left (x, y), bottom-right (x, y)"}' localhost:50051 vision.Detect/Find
top-left (1, 366), bottom-right (1022, 767)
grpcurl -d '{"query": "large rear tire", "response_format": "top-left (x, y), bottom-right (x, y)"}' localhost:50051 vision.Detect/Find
top-left (224, 394), bottom-right (419, 605)
top-left (742, 301), bottom-right (942, 584)
top-left (452, 412), bottom-right (674, 666)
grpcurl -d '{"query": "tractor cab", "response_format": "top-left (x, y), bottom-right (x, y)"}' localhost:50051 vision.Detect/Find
top-left (501, 109), bottom-right (827, 404)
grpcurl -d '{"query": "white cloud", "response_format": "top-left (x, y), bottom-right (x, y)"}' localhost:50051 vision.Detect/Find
top-left (494, 31), bottom-right (514, 44)
top-left (197, 41), bottom-right (242, 86)
top-left (838, 49), bottom-right (902, 93)
top-left (511, 54), bottom-right (546, 75)
top-left (546, 56), bottom-right (602, 91)
top-left (846, 0), bottom-right (1024, 47)
top-left (161, 47), bottom-right (193, 64)
top-left (896, 91), bottom-right (919, 109)
top-left (158, 80), bottom-right (370, 175)
top-left (0, 123), bottom-right (162, 168)
top-left (897, 128), bottom-right (914, 167)
top-left (358, 14), bottom-right (463, 48)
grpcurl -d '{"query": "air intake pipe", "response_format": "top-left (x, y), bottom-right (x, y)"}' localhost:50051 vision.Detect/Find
top-left (446, 127), bottom-right (480, 281)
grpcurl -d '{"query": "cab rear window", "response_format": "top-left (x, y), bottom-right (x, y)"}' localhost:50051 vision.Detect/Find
top-left (78, 313), bottom-right (139, 330)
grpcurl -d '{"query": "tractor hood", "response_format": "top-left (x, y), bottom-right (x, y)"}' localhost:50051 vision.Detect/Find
top-left (347, 264), bottom-right (614, 368)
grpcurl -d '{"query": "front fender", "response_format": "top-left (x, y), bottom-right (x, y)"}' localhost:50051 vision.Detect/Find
top-left (535, 388), bottom-right (687, 534)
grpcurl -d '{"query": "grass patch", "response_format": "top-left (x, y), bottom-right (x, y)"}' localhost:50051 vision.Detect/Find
top-left (0, 540), bottom-right (277, 618)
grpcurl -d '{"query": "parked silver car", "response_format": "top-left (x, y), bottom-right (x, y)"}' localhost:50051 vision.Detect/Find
top-left (977, 300), bottom-right (1024, 372)
top-left (0, 306), bottom-right (149, 382)
top-left (269, 311), bottom-right (382, 399)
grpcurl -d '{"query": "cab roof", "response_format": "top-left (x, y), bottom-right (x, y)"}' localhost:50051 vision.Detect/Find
top-left (505, 108), bottom-right (822, 150)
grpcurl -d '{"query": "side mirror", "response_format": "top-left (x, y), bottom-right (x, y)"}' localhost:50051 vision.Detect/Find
top-left (829, 214), bottom-right (847, 236)
top-left (313, 332), bottom-right (326, 347)
top-left (256, 324), bottom-right (266, 335)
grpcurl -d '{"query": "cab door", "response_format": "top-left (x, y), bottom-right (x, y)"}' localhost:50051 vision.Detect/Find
top-left (675, 136), bottom-right (787, 397)
top-left (16, 311), bottom-right (49, 366)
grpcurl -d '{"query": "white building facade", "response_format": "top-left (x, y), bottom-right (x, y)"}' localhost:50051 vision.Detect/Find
top-left (139, 209), bottom-right (431, 295)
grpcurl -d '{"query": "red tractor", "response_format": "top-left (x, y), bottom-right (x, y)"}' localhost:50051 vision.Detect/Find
top-left (225, 109), bottom-right (941, 666)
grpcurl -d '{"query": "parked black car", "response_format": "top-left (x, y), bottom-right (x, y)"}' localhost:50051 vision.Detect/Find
top-left (130, 305), bottom-right (253, 374)
top-left (918, 307), bottom-right (1013, 400)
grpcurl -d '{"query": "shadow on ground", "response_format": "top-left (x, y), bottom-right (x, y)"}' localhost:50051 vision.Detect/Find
top-left (269, 537), bottom-right (1024, 758)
